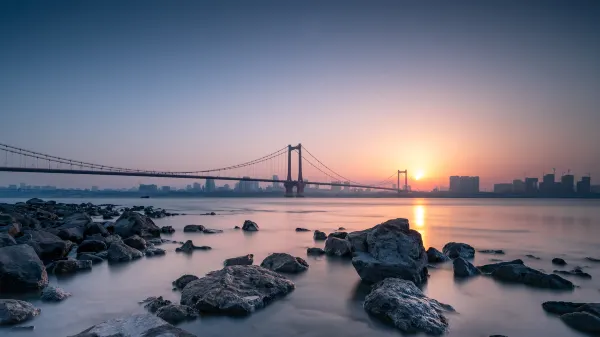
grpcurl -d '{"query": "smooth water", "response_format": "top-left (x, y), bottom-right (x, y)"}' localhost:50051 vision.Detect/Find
top-left (2, 197), bottom-right (600, 337)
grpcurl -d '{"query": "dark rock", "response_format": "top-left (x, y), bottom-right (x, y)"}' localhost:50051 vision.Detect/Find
top-left (552, 258), bottom-right (567, 266)
top-left (525, 254), bottom-right (541, 260)
top-left (62, 212), bottom-right (92, 228)
top-left (477, 259), bottom-right (524, 274)
top-left (95, 250), bottom-right (108, 259)
top-left (144, 296), bottom-right (171, 313)
top-left (478, 249), bottom-right (505, 255)
top-left (234, 226), bottom-right (241, 229)
top-left (328, 231), bottom-right (348, 239)
top-left (0, 244), bottom-right (48, 293)
top-left (156, 304), bottom-right (198, 325)
top-left (295, 227), bottom-right (310, 232)
top-left (77, 253), bottom-right (104, 264)
top-left (542, 301), bottom-right (599, 315)
top-left (83, 222), bottom-right (108, 237)
top-left (586, 257), bottom-right (600, 263)
top-left (554, 267), bottom-right (592, 279)
top-left (0, 214), bottom-right (21, 236)
top-left (175, 240), bottom-right (211, 253)
top-left (443, 242), bottom-right (475, 259)
top-left (363, 278), bottom-right (454, 335)
top-left (0, 233), bottom-right (16, 248)
top-left (173, 274), bottom-right (199, 290)
top-left (113, 212), bottom-right (160, 239)
top-left (106, 241), bottom-right (143, 263)
top-left (307, 247), bottom-right (325, 256)
top-left (123, 235), bottom-right (147, 251)
top-left (454, 257), bottom-right (481, 278)
top-left (51, 259), bottom-right (91, 275)
top-left (69, 313), bottom-right (198, 337)
top-left (147, 238), bottom-right (163, 246)
top-left (11, 325), bottom-right (34, 330)
top-left (338, 227), bottom-right (346, 230)
top-left (161, 226), bottom-right (175, 234)
top-left (224, 254), bottom-right (254, 266)
top-left (427, 247), bottom-right (450, 263)
top-left (183, 225), bottom-right (205, 232)
top-left (313, 230), bottom-right (327, 240)
top-left (180, 265), bottom-right (295, 316)
top-left (104, 234), bottom-right (123, 246)
top-left (491, 263), bottom-right (574, 290)
top-left (40, 285), bottom-right (71, 301)
top-left (348, 218), bottom-right (428, 285)
top-left (260, 253), bottom-right (308, 273)
top-left (25, 198), bottom-right (45, 206)
top-left (561, 312), bottom-right (600, 334)
top-left (145, 247), bottom-right (166, 257)
top-left (242, 220), bottom-right (259, 232)
top-left (57, 226), bottom-right (85, 244)
top-left (203, 228), bottom-right (223, 234)
top-left (77, 240), bottom-right (107, 254)
top-left (0, 299), bottom-right (40, 325)
top-left (324, 236), bottom-right (352, 256)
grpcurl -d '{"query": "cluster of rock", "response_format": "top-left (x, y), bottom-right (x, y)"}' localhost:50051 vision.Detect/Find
top-left (542, 301), bottom-right (600, 335)
top-left (183, 224), bottom-right (222, 234)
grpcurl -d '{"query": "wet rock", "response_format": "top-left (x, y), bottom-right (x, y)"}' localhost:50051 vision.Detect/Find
top-left (525, 254), bottom-right (541, 260)
top-left (0, 233), bottom-right (16, 248)
top-left (123, 235), bottom-right (147, 251)
top-left (0, 214), bottom-right (21, 236)
top-left (348, 218), bottom-right (428, 285)
top-left (62, 212), bottom-right (93, 228)
top-left (552, 258), bottom-right (567, 266)
top-left (554, 267), bottom-right (592, 279)
top-left (328, 231), bottom-right (348, 239)
top-left (260, 253), bottom-right (308, 273)
top-left (477, 259), bottom-right (524, 274)
top-left (51, 259), bottom-right (91, 275)
top-left (145, 247), bottom-right (165, 257)
top-left (234, 226), bottom-right (241, 229)
top-left (542, 301), bottom-right (600, 335)
top-left (144, 296), bottom-right (171, 313)
top-left (242, 220), bottom-right (259, 232)
top-left (180, 265), bottom-right (295, 316)
top-left (491, 263), bottom-right (574, 290)
top-left (77, 240), bottom-right (107, 254)
top-left (40, 285), bottom-right (71, 301)
top-left (104, 234), bottom-right (123, 245)
top-left (146, 238), bottom-right (163, 246)
top-left (0, 299), bottom-right (40, 325)
top-left (57, 226), bottom-right (85, 244)
top-left (173, 274), bottom-right (199, 290)
top-left (106, 241), bottom-right (143, 263)
top-left (443, 242), bottom-right (475, 259)
top-left (313, 230), bottom-right (327, 240)
top-left (338, 227), bottom-right (346, 230)
top-left (11, 325), bottom-right (34, 330)
top-left (26, 198), bottom-right (45, 206)
top-left (295, 227), bottom-right (310, 232)
top-left (542, 301), bottom-right (599, 315)
top-left (0, 244), bottom-right (48, 293)
top-left (69, 313), bottom-right (197, 337)
top-left (161, 226), bottom-right (175, 234)
top-left (324, 236), bottom-right (352, 257)
top-left (156, 304), bottom-right (199, 325)
top-left (363, 278), bottom-right (454, 335)
top-left (479, 249), bottom-right (505, 255)
top-left (586, 257), bottom-right (600, 263)
top-left (453, 257), bottom-right (481, 278)
top-left (427, 247), bottom-right (450, 263)
top-left (83, 222), bottom-right (109, 237)
top-left (307, 247), bottom-right (325, 256)
top-left (77, 253), bottom-right (104, 264)
top-left (224, 254), bottom-right (254, 266)
top-left (175, 240), bottom-right (211, 253)
top-left (113, 212), bottom-right (160, 239)
top-left (203, 228), bottom-right (223, 234)
top-left (183, 225), bottom-right (205, 232)
top-left (95, 251), bottom-right (108, 259)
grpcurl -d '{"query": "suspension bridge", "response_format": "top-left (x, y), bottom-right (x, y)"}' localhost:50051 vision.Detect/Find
top-left (0, 142), bottom-right (409, 197)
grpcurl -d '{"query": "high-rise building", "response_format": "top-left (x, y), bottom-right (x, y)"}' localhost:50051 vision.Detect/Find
top-left (494, 183), bottom-right (513, 194)
top-left (450, 176), bottom-right (479, 193)
top-left (577, 176), bottom-right (591, 194)
top-left (560, 174), bottom-right (575, 193)
top-left (161, 186), bottom-right (171, 192)
top-left (331, 181), bottom-right (342, 192)
top-left (512, 180), bottom-right (525, 193)
top-left (525, 178), bottom-right (539, 193)
top-left (193, 182), bottom-right (201, 191)
top-left (343, 181), bottom-right (350, 191)
top-left (205, 179), bottom-right (216, 192)
top-left (272, 175), bottom-right (280, 189)
top-left (539, 173), bottom-right (556, 194)
top-left (449, 176), bottom-right (460, 192)
top-left (91, 186), bottom-right (99, 192)
top-left (139, 184), bottom-right (158, 193)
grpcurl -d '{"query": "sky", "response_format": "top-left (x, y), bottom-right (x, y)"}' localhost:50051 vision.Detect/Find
top-left (1, 0), bottom-right (599, 190)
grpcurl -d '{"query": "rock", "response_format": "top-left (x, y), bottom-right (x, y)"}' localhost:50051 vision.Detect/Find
top-left (175, 240), bottom-right (211, 253)
top-left (104, 234), bottom-right (123, 245)
top-left (491, 263), bottom-right (574, 290)
top-left (40, 285), bottom-right (71, 301)
top-left (145, 247), bottom-right (165, 257)
top-left (453, 257), bottom-right (481, 278)
top-left (242, 220), bottom-right (259, 231)
top-left (477, 259), bottom-right (524, 274)
top-left (183, 225), bottom-right (205, 232)
top-left (313, 230), bottom-right (327, 240)
top-left (123, 235), bottom-right (147, 251)
top-left (95, 250), bottom-right (108, 259)
top-left (478, 249), bottom-right (505, 255)
top-left (338, 227), bottom-right (346, 230)
top-left (51, 259), bottom-right (91, 275)
top-left (562, 312), bottom-right (600, 334)
top-left (295, 227), bottom-right (310, 232)
top-left (69, 313), bottom-right (197, 337)
top-left (328, 231), bottom-right (348, 239)
top-left (62, 212), bottom-right (92, 228)
top-left (57, 227), bottom-right (85, 244)
top-left (77, 253), bottom-right (104, 264)
top-left (525, 254), bottom-right (541, 260)
top-left (307, 247), bottom-right (325, 256)
top-left (0, 244), bottom-right (48, 293)
top-left (427, 247), bottom-right (450, 263)
top-left (23, 230), bottom-right (70, 260)
top-left (147, 238), bottom-right (163, 246)
top-left (552, 258), bottom-right (567, 266)
top-left (77, 240), bottom-right (107, 253)
top-left (0, 299), bottom-right (40, 325)
top-left (203, 228), bottom-right (223, 234)
top-left (25, 198), bottom-right (45, 206)
top-left (113, 212), bottom-right (160, 239)
top-left (234, 226), bottom-right (241, 230)
top-left (363, 278), bottom-right (454, 335)
top-left (83, 222), bottom-right (108, 237)
top-left (586, 257), bottom-right (600, 263)
top-left (224, 254), bottom-right (254, 266)
top-left (180, 265), bottom-right (295, 316)
top-left (11, 325), bottom-right (34, 330)
top-left (173, 275), bottom-right (199, 290)
top-left (161, 226), bottom-right (175, 234)
top-left (144, 296), bottom-right (171, 313)
top-left (554, 267), bottom-right (592, 279)
top-left (542, 301), bottom-right (600, 315)
top-left (260, 253), bottom-right (308, 273)
top-left (106, 241), bottom-right (143, 263)
top-left (156, 304), bottom-right (198, 325)
top-left (348, 218), bottom-right (428, 285)
top-left (0, 233), bottom-right (16, 248)
top-left (443, 242), bottom-right (475, 259)
top-left (324, 236), bottom-right (352, 257)
top-left (0, 214), bottom-right (21, 236)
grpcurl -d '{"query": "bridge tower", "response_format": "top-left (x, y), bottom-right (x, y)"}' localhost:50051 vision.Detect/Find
top-left (398, 169), bottom-right (408, 192)
top-left (284, 143), bottom-right (305, 197)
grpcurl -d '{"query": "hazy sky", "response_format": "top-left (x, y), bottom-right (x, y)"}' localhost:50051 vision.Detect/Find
top-left (1, 0), bottom-right (599, 190)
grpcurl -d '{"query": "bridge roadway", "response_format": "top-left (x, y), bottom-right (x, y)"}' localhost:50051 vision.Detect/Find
top-left (0, 167), bottom-right (399, 192)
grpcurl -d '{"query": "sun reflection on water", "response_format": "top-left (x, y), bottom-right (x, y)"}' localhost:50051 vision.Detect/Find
top-left (413, 203), bottom-right (427, 248)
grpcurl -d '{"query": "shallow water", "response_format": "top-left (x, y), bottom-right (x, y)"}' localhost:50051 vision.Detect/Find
top-left (2, 197), bottom-right (600, 337)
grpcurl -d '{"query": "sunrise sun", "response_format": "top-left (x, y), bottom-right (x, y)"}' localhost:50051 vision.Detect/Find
top-left (414, 170), bottom-right (425, 180)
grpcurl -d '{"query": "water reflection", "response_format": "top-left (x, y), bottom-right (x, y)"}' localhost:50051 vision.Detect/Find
top-left (413, 202), bottom-right (427, 248)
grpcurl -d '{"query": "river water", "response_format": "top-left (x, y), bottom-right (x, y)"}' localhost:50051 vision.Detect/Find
top-left (1, 197), bottom-right (599, 337)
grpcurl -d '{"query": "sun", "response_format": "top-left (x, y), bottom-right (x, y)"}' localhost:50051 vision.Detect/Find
top-left (414, 170), bottom-right (425, 181)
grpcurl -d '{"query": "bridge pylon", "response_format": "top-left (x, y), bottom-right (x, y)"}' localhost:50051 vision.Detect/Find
top-left (284, 143), bottom-right (304, 197)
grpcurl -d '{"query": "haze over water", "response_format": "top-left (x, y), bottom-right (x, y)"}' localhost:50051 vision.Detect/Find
top-left (1, 197), bottom-right (599, 337)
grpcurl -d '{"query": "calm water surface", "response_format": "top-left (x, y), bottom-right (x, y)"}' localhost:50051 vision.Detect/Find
top-left (2, 197), bottom-right (600, 337)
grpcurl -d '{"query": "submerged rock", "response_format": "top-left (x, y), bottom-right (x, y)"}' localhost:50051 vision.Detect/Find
top-left (585, 257), bottom-right (600, 263)
top-left (106, 241), bottom-right (143, 263)
top-left (156, 304), bottom-right (198, 325)
top-left (552, 258), bottom-right (567, 266)
top-left (173, 274), bottom-right (199, 290)
top-left (478, 249), bottom-right (505, 255)
top-left (242, 220), bottom-right (259, 232)
top-left (554, 267), bottom-right (592, 279)
top-left (0, 244), bottom-right (48, 293)
top-left (363, 278), bottom-right (454, 335)
top-left (183, 225), bottom-right (205, 233)
top-left (203, 228), bottom-right (223, 234)
top-left (180, 265), bottom-right (295, 316)
top-left (307, 247), bottom-right (326, 256)
top-left (144, 296), bottom-right (171, 313)
top-left (175, 240), bottom-right (211, 253)
top-left (477, 259), bottom-right (524, 274)
top-left (348, 218), bottom-right (428, 285)
top-left (0, 299), bottom-right (40, 325)
top-left (525, 254), bottom-right (541, 260)
top-left (454, 257), bottom-right (481, 278)
top-left (491, 263), bottom-right (574, 290)
top-left (145, 247), bottom-right (166, 257)
top-left (443, 242), bottom-right (475, 259)
top-left (224, 254), bottom-right (254, 266)
top-left (313, 230), bottom-right (327, 240)
top-left (69, 313), bottom-right (197, 337)
top-left (260, 253), bottom-right (308, 273)
top-left (427, 247), bottom-right (450, 263)
top-left (542, 301), bottom-right (600, 335)
top-left (295, 227), bottom-right (310, 232)
top-left (40, 286), bottom-right (71, 302)
top-left (324, 236), bottom-right (352, 257)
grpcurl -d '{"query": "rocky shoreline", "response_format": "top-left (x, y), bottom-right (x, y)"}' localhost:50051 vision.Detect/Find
top-left (0, 198), bottom-right (596, 336)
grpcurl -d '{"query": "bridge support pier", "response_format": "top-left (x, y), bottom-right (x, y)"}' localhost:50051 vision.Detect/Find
top-left (296, 181), bottom-right (305, 197)
top-left (284, 181), bottom-right (295, 197)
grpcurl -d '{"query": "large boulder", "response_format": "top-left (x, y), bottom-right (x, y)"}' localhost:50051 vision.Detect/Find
top-left (328, 231), bottom-right (348, 239)
top-left (453, 257), bottom-right (480, 278)
top-left (173, 274), bottom-right (199, 290)
top-left (0, 233), bottom-right (16, 248)
top-left (260, 253), bottom-right (308, 273)
top-left (50, 259), bottom-right (92, 275)
top-left (113, 212), bottom-right (160, 239)
top-left (57, 226), bottom-right (85, 244)
top-left (0, 214), bottom-right (21, 236)
top-left (363, 278), bottom-right (454, 335)
top-left (77, 240), bottom-right (107, 254)
top-left (25, 198), bottom-right (45, 206)
top-left (552, 258), bottom-right (567, 266)
top-left (23, 230), bottom-right (70, 261)
top-left (442, 242), bottom-right (475, 259)
top-left (347, 218), bottom-right (428, 285)
top-left (123, 235), bottom-right (147, 251)
top-left (242, 220), bottom-right (259, 232)
top-left (69, 313), bottom-right (197, 337)
top-left (224, 254), bottom-right (254, 266)
top-left (180, 265), bottom-right (294, 316)
top-left (183, 225), bottom-right (205, 232)
top-left (41, 285), bottom-right (71, 301)
top-left (491, 263), bottom-right (574, 290)
top-left (161, 226), bottom-right (175, 234)
top-left (84, 222), bottom-right (109, 237)
top-left (542, 302), bottom-right (600, 335)
top-left (145, 247), bottom-right (166, 257)
top-left (62, 212), bottom-right (92, 227)
top-left (0, 299), bottom-right (40, 325)
top-left (156, 304), bottom-right (198, 325)
top-left (477, 259), bottom-right (524, 274)
top-left (313, 230), bottom-right (327, 240)
top-left (427, 247), bottom-right (450, 263)
top-left (106, 241), bottom-right (143, 263)
top-left (0, 244), bottom-right (48, 293)
top-left (324, 236), bottom-right (352, 257)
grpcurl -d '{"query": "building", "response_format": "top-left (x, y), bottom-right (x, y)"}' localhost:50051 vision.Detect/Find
top-left (139, 184), bottom-right (158, 193)
top-left (525, 177), bottom-right (539, 193)
top-left (237, 177), bottom-right (259, 193)
top-left (8, 184), bottom-right (17, 190)
top-left (161, 186), bottom-right (171, 192)
top-left (91, 186), bottom-right (99, 192)
top-left (449, 176), bottom-right (480, 193)
top-left (331, 181), bottom-right (342, 192)
top-left (193, 182), bottom-right (201, 191)
top-left (205, 178), bottom-right (216, 192)
top-left (539, 173), bottom-right (556, 194)
top-left (449, 176), bottom-right (460, 193)
top-left (494, 183), bottom-right (513, 194)
top-left (272, 175), bottom-right (280, 189)
top-left (343, 181), bottom-right (350, 191)
top-left (560, 174), bottom-right (575, 194)
top-left (577, 176), bottom-right (591, 194)
top-left (512, 180), bottom-right (525, 193)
